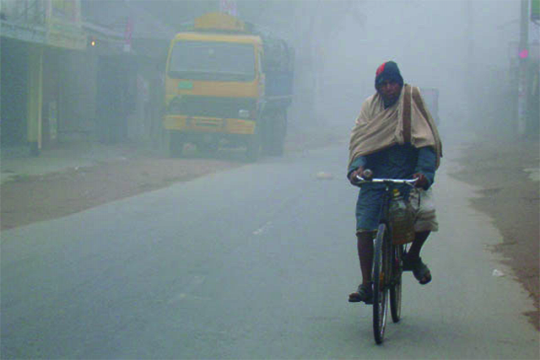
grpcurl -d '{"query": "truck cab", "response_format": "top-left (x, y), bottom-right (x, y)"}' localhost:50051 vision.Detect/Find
top-left (163, 12), bottom-right (293, 161)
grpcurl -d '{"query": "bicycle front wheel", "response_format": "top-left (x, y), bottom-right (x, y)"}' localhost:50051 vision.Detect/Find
top-left (390, 244), bottom-right (404, 323)
top-left (372, 223), bottom-right (390, 345)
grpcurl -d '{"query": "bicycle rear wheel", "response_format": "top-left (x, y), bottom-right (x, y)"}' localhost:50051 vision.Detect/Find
top-left (390, 243), bottom-right (404, 323)
top-left (372, 223), bottom-right (390, 345)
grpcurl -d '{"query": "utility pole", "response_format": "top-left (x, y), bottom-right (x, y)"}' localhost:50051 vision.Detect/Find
top-left (465, 0), bottom-right (475, 131)
top-left (517, 0), bottom-right (530, 136)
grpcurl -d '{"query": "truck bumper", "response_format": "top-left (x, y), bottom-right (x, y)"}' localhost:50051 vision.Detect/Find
top-left (164, 115), bottom-right (256, 135)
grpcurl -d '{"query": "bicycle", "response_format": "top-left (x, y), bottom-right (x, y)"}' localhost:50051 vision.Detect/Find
top-left (355, 170), bottom-right (417, 345)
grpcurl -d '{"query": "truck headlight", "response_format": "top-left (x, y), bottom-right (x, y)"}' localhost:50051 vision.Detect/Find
top-left (238, 109), bottom-right (250, 119)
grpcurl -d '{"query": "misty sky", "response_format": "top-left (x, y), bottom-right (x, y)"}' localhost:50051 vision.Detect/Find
top-left (292, 0), bottom-right (525, 134)
top-left (132, 0), bottom-right (531, 136)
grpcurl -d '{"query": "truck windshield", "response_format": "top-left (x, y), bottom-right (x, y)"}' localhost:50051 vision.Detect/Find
top-left (168, 41), bottom-right (256, 81)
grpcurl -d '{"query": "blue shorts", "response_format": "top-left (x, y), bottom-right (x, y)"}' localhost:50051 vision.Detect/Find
top-left (355, 187), bottom-right (385, 232)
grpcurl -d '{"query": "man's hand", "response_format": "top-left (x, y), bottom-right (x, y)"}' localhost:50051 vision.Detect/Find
top-left (349, 167), bottom-right (365, 185)
top-left (413, 173), bottom-right (428, 188)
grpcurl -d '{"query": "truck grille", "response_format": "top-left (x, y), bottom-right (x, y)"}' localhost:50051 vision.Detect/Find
top-left (168, 96), bottom-right (257, 120)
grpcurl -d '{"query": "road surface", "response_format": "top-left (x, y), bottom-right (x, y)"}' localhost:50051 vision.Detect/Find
top-left (1, 144), bottom-right (538, 359)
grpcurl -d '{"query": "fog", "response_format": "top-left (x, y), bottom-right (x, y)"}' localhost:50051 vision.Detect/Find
top-left (1, 0), bottom-right (533, 151)
top-left (133, 0), bottom-right (527, 142)
top-left (2, 2), bottom-right (540, 356)
top-left (274, 0), bottom-right (523, 139)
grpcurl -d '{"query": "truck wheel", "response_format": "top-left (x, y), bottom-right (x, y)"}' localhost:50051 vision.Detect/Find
top-left (268, 112), bottom-right (286, 156)
top-left (261, 118), bottom-right (273, 155)
top-left (246, 130), bottom-right (262, 162)
top-left (169, 131), bottom-right (184, 158)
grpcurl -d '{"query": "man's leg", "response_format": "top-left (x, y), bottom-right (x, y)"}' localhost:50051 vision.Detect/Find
top-left (349, 231), bottom-right (374, 303)
top-left (405, 231), bottom-right (432, 284)
top-left (408, 230), bottom-right (430, 259)
top-left (357, 231), bottom-right (374, 285)
top-left (406, 188), bottom-right (437, 284)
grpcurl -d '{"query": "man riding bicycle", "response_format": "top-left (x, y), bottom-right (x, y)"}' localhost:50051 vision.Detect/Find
top-left (347, 61), bottom-right (443, 303)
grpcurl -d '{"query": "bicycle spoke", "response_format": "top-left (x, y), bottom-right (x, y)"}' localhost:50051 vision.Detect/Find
top-left (373, 224), bottom-right (389, 344)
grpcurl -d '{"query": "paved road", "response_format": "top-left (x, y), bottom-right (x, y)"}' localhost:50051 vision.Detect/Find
top-left (1, 144), bottom-right (538, 359)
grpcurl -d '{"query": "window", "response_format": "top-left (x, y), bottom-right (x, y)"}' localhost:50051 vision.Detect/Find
top-left (169, 41), bottom-right (255, 82)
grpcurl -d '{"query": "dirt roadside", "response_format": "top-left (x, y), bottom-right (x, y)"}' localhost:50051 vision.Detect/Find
top-left (1, 132), bottom-right (538, 330)
top-left (0, 127), bottom-right (346, 231)
top-left (450, 138), bottom-right (539, 331)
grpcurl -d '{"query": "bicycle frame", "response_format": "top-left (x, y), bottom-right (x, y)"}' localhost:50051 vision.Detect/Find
top-left (355, 174), bottom-right (416, 344)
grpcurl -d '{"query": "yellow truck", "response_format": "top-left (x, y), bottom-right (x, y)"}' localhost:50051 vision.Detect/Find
top-left (163, 12), bottom-right (294, 161)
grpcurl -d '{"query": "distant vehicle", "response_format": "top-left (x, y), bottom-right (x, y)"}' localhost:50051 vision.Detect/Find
top-left (420, 88), bottom-right (440, 125)
top-left (163, 12), bottom-right (294, 161)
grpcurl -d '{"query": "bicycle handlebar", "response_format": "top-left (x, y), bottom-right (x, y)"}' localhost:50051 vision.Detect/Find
top-left (354, 168), bottom-right (418, 187)
top-left (355, 176), bottom-right (418, 186)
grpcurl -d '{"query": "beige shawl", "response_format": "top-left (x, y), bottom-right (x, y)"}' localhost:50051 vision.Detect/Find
top-left (348, 84), bottom-right (443, 169)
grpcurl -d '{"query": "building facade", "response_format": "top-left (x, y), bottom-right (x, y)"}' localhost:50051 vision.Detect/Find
top-left (1, 0), bottom-right (174, 155)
